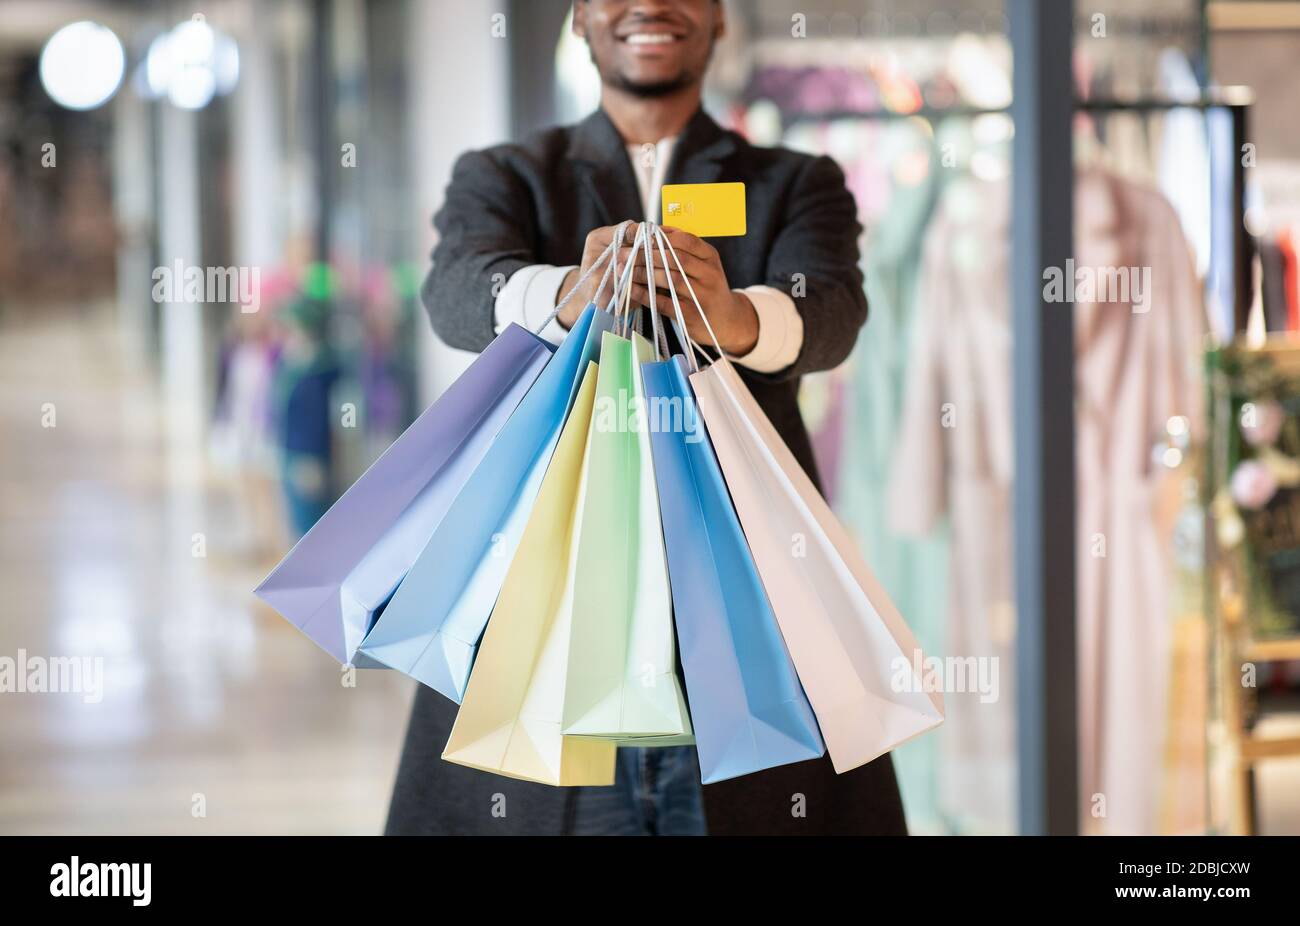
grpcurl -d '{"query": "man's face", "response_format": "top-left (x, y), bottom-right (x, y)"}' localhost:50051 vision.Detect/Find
top-left (573, 0), bottom-right (723, 98)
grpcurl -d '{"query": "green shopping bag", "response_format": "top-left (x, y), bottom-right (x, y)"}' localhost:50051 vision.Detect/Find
top-left (561, 328), bottom-right (693, 745)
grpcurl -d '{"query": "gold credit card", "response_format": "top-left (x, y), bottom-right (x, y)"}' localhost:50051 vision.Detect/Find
top-left (660, 182), bottom-right (747, 237)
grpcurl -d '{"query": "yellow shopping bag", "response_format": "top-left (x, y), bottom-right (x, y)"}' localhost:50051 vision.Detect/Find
top-left (441, 361), bottom-right (616, 786)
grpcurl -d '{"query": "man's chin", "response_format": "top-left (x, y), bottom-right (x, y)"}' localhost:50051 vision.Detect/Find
top-left (609, 71), bottom-right (694, 98)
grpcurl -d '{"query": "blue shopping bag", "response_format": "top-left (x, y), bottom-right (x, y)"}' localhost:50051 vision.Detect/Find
top-left (360, 304), bottom-right (615, 700)
top-left (642, 353), bottom-right (825, 783)
top-left (255, 325), bottom-right (553, 665)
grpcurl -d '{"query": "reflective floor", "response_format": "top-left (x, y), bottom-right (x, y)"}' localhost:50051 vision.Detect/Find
top-left (4, 305), bottom-right (1300, 836)
top-left (0, 305), bottom-right (414, 835)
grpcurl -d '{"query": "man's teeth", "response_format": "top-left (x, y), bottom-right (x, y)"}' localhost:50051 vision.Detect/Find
top-left (626, 33), bottom-right (675, 45)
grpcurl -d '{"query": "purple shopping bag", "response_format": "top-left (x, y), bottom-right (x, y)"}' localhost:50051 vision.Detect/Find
top-left (255, 325), bottom-right (554, 664)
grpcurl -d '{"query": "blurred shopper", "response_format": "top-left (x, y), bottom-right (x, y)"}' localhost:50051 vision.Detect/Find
top-left (387, 0), bottom-right (897, 836)
top-left (273, 294), bottom-right (340, 539)
top-left (211, 306), bottom-right (284, 561)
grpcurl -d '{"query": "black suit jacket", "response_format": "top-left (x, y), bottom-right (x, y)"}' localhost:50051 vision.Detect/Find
top-left (387, 108), bottom-right (906, 836)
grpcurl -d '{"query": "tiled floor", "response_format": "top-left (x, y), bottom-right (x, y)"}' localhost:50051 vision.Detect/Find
top-left (0, 306), bottom-right (415, 835)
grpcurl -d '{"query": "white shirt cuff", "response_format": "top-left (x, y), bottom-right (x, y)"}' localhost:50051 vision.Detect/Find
top-left (728, 285), bottom-right (804, 373)
top-left (493, 264), bottom-right (579, 346)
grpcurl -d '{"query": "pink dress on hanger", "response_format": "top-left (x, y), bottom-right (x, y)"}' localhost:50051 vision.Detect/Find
top-left (1072, 169), bottom-right (1204, 834)
top-left (890, 168), bottom-right (1204, 835)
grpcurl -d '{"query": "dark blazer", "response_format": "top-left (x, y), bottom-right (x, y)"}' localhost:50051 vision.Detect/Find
top-left (387, 107), bottom-right (906, 835)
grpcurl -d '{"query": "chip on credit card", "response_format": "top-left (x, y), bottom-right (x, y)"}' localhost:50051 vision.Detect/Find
top-left (660, 182), bottom-right (746, 237)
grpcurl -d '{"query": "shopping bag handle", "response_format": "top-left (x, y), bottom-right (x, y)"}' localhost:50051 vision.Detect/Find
top-left (651, 225), bottom-right (706, 371)
top-left (602, 219), bottom-right (630, 315)
top-left (614, 222), bottom-right (652, 337)
top-left (595, 219), bottom-right (642, 318)
top-left (537, 219), bottom-right (635, 335)
top-left (654, 227), bottom-right (723, 370)
top-left (614, 223), bottom-right (643, 327)
top-left (641, 221), bottom-right (672, 360)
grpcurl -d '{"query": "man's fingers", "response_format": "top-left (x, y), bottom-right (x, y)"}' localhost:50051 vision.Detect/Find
top-left (650, 234), bottom-right (716, 277)
top-left (606, 224), bottom-right (718, 283)
top-left (629, 264), bottom-right (688, 288)
top-left (622, 249), bottom-right (709, 283)
top-left (585, 228), bottom-right (615, 252)
top-left (603, 221), bottom-right (642, 245)
top-left (586, 221), bottom-right (641, 263)
top-left (626, 283), bottom-right (680, 314)
top-left (630, 269), bottom-right (699, 312)
top-left (658, 225), bottom-right (716, 261)
top-left (657, 245), bottom-right (711, 279)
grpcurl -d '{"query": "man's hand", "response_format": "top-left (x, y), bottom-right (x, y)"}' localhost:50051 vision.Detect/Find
top-left (624, 224), bottom-right (759, 356)
top-left (555, 223), bottom-right (633, 329)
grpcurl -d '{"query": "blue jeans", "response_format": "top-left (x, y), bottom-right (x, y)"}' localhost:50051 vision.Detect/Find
top-left (566, 746), bottom-right (707, 836)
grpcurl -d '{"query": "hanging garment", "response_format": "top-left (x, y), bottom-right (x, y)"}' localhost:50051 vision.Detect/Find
top-left (1072, 169), bottom-right (1205, 835)
top-left (888, 173), bottom-right (1017, 833)
top-left (837, 118), bottom-right (951, 832)
top-left (1277, 228), bottom-right (1300, 332)
top-left (889, 167), bottom-right (1205, 835)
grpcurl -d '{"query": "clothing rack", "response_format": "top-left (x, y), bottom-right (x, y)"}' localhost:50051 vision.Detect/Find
top-left (782, 105), bottom-right (1007, 124)
top-left (780, 89), bottom-right (1256, 335)
top-left (1079, 91), bottom-right (1254, 334)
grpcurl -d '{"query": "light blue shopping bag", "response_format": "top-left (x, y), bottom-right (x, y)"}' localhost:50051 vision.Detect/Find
top-left (360, 304), bottom-right (615, 700)
top-left (643, 353), bottom-right (824, 783)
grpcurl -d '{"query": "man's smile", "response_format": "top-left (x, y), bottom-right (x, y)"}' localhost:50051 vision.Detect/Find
top-left (622, 33), bottom-right (681, 46)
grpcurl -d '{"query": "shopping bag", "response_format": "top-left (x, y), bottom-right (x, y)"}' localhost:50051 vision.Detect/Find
top-left (561, 328), bottom-right (693, 744)
top-left (360, 303), bottom-right (615, 700)
top-left (643, 353), bottom-right (825, 782)
top-left (654, 228), bottom-right (943, 773)
top-left (442, 361), bottom-right (616, 785)
top-left (691, 357), bottom-right (944, 772)
top-left (254, 324), bottom-right (553, 665)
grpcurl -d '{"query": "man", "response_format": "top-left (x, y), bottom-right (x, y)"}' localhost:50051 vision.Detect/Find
top-left (386, 0), bottom-right (906, 835)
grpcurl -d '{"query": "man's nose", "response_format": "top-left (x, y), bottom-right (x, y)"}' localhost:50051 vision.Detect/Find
top-left (624, 0), bottom-right (681, 19)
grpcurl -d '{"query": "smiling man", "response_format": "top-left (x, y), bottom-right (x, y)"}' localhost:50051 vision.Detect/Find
top-left (386, 0), bottom-right (902, 836)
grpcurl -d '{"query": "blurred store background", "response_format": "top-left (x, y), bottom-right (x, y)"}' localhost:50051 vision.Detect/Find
top-left (3, 0), bottom-right (1300, 835)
